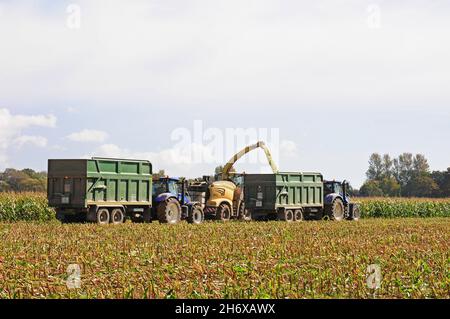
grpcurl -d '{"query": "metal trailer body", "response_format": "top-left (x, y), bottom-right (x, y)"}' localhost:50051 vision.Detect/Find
top-left (47, 158), bottom-right (152, 223)
top-left (244, 172), bottom-right (324, 221)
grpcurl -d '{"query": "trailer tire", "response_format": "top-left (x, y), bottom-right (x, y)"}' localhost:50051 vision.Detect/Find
top-left (294, 209), bottom-right (304, 222)
top-left (329, 198), bottom-right (345, 221)
top-left (157, 198), bottom-right (181, 224)
top-left (239, 203), bottom-right (252, 221)
top-left (110, 208), bottom-right (125, 224)
top-left (278, 209), bottom-right (294, 222)
top-left (215, 203), bottom-right (231, 222)
top-left (97, 208), bottom-right (110, 225)
top-left (187, 205), bottom-right (204, 224)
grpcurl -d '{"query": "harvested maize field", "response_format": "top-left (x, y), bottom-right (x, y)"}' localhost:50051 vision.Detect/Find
top-left (0, 218), bottom-right (448, 299)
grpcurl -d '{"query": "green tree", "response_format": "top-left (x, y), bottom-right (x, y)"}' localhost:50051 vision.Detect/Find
top-left (366, 153), bottom-right (383, 181)
top-left (379, 177), bottom-right (401, 197)
top-left (403, 175), bottom-right (439, 197)
top-left (393, 153), bottom-right (414, 188)
top-left (359, 180), bottom-right (383, 197)
top-left (381, 154), bottom-right (393, 179)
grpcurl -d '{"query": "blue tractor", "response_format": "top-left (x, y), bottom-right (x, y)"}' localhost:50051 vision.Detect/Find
top-left (151, 177), bottom-right (204, 224)
top-left (323, 180), bottom-right (360, 221)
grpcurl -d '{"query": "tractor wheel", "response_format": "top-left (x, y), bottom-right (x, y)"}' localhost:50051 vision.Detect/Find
top-left (215, 203), bottom-right (231, 222)
top-left (294, 209), bottom-right (304, 222)
top-left (351, 205), bottom-right (361, 221)
top-left (278, 209), bottom-right (294, 222)
top-left (110, 208), bottom-right (125, 224)
top-left (329, 198), bottom-right (345, 221)
top-left (157, 198), bottom-right (181, 224)
top-left (187, 206), bottom-right (204, 224)
top-left (97, 208), bottom-right (110, 225)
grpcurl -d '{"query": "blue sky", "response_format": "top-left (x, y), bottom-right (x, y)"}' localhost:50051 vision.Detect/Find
top-left (0, 0), bottom-right (449, 188)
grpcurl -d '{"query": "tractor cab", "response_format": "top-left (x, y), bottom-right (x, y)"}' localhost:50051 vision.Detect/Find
top-left (323, 180), bottom-right (360, 221)
top-left (152, 177), bottom-right (192, 204)
top-left (153, 177), bottom-right (179, 197)
top-left (324, 180), bottom-right (348, 201)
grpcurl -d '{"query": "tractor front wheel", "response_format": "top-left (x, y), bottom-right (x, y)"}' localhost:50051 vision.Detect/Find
top-left (187, 205), bottom-right (204, 224)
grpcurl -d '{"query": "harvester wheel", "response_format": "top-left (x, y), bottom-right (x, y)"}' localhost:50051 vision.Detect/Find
top-left (294, 209), bottom-right (304, 222)
top-left (187, 205), bottom-right (204, 224)
top-left (215, 203), bottom-right (231, 222)
top-left (97, 208), bottom-right (110, 225)
top-left (157, 198), bottom-right (181, 224)
top-left (329, 198), bottom-right (345, 221)
top-left (278, 209), bottom-right (294, 222)
top-left (110, 208), bottom-right (125, 224)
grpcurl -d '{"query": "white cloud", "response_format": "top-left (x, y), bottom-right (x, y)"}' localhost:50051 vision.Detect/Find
top-left (0, 108), bottom-right (56, 168)
top-left (0, 1), bottom-right (448, 109)
top-left (14, 135), bottom-right (48, 149)
top-left (67, 129), bottom-right (108, 143)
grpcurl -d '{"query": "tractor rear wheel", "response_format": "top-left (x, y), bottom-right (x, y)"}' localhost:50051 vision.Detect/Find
top-left (97, 208), bottom-right (110, 225)
top-left (294, 209), bottom-right (304, 222)
top-left (157, 198), bottom-right (182, 224)
top-left (329, 198), bottom-right (345, 221)
top-left (110, 208), bottom-right (125, 224)
top-left (215, 203), bottom-right (231, 222)
top-left (187, 206), bottom-right (204, 224)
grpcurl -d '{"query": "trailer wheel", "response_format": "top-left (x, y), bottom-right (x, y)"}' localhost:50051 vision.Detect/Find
top-left (294, 209), bottom-right (304, 222)
top-left (329, 198), bottom-right (345, 221)
top-left (187, 206), bottom-right (204, 224)
top-left (239, 203), bottom-right (252, 221)
top-left (157, 198), bottom-right (181, 224)
top-left (97, 208), bottom-right (110, 225)
top-left (278, 209), bottom-right (294, 222)
top-left (110, 208), bottom-right (125, 224)
top-left (215, 203), bottom-right (231, 222)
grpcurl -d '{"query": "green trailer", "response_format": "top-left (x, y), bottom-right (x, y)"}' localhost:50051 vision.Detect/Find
top-left (244, 172), bottom-right (324, 221)
top-left (47, 158), bottom-right (152, 224)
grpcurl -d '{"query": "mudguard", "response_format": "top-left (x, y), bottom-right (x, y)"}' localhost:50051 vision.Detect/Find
top-left (154, 193), bottom-right (177, 204)
top-left (324, 193), bottom-right (342, 205)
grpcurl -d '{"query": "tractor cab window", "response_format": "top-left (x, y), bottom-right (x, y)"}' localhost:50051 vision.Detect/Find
top-left (153, 181), bottom-right (167, 195)
top-left (167, 181), bottom-right (178, 195)
top-left (324, 183), bottom-right (334, 194)
top-left (334, 183), bottom-right (343, 195)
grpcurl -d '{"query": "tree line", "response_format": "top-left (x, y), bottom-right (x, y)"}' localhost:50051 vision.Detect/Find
top-left (0, 168), bottom-right (47, 192)
top-left (1, 154), bottom-right (449, 197)
top-left (358, 153), bottom-right (450, 197)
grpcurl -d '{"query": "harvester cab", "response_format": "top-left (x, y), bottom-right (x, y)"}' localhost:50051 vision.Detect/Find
top-left (323, 180), bottom-right (360, 221)
top-left (152, 177), bottom-right (204, 224)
